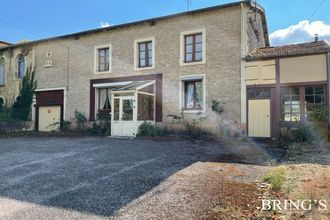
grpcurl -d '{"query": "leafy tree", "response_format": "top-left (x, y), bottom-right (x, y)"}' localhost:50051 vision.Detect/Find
top-left (11, 66), bottom-right (37, 120)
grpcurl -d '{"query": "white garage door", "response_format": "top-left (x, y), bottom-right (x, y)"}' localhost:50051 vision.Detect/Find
top-left (38, 106), bottom-right (61, 131)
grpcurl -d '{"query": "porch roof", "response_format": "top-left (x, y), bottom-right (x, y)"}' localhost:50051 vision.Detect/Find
top-left (112, 80), bottom-right (155, 92)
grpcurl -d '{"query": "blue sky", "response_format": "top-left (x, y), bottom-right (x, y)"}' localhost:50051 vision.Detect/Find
top-left (1, 0), bottom-right (330, 46)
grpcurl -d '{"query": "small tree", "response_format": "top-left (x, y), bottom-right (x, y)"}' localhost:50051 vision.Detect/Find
top-left (11, 66), bottom-right (37, 120)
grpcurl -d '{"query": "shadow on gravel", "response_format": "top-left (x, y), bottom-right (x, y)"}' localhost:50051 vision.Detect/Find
top-left (0, 136), bottom-right (259, 218)
top-left (1, 136), bottom-right (325, 218)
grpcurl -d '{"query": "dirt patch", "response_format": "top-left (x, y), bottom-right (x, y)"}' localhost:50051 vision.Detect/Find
top-left (113, 162), bottom-right (269, 220)
top-left (276, 164), bottom-right (330, 219)
top-left (113, 161), bottom-right (330, 220)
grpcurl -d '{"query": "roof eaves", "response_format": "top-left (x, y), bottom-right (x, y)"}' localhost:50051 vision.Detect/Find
top-left (0, 1), bottom-right (246, 51)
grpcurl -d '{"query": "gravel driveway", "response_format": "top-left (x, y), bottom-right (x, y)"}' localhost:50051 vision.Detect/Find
top-left (0, 137), bottom-right (248, 219)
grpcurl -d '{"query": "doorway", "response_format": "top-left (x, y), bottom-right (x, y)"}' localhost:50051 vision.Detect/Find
top-left (247, 88), bottom-right (271, 138)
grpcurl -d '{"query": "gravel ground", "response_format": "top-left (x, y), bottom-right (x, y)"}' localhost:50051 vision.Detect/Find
top-left (0, 136), bottom-right (271, 219)
top-left (112, 162), bottom-right (268, 220)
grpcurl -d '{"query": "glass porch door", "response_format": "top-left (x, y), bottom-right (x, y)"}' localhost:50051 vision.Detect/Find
top-left (111, 96), bottom-right (136, 136)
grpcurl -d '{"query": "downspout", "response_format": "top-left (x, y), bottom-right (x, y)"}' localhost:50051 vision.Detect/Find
top-left (240, 3), bottom-right (247, 128)
top-left (66, 46), bottom-right (70, 92)
top-left (327, 51), bottom-right (330, 140)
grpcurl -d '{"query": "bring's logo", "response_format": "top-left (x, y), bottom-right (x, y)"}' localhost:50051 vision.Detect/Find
top-left (261, 199), bottom-right (327, 211)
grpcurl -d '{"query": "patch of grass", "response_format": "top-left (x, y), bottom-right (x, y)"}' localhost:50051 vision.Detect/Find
top-left (261, 167), bottom-right (285, 191)
top-left (285, 182), bottom-right (295, 194)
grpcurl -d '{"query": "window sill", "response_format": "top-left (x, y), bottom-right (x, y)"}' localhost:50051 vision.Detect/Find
top-left (134, 66), bottom-right (155, 71)
top-left (94, 70), bottom-right (112, 75)
top-left (182, 109), bottom-right (205, 114)
top-left (180, 60), bottom-right (206, 67)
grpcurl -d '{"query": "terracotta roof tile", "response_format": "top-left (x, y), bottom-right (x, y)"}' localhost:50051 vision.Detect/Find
top-left (246, 40), bottom-right (330, 60)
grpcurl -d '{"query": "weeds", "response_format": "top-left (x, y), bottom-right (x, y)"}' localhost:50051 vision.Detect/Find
top-left (261, 167), bottom-right (285, 191)
top-left (167, 111), bottom-right (215, 140)
top-left (74, 110), bottom-right (87, 130)
top-left (137, 122), bottom-right (162, 137)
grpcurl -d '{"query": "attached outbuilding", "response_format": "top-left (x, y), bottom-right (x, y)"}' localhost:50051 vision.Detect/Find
top-left (243, 40), bottom-right (330, 138)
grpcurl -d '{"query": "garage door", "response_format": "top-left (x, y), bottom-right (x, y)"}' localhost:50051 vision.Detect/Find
top-left (38, 106), bottom-right (61, 131)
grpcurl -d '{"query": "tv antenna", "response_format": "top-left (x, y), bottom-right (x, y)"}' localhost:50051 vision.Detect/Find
top-left (186, 0), bottom-right (192, 11)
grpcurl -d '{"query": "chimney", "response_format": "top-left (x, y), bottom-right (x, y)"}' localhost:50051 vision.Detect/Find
top-left (315, 34), bottom-right (319, 42)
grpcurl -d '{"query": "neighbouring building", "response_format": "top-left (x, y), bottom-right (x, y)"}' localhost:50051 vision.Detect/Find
top-left (3, 1), bottom-right (329, 138)
top-left (0, 41), bottom-right (12, 48)
top-left (0, 41), bottom-right (34, 109)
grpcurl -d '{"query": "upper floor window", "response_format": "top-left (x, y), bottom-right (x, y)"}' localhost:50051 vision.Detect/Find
top-left (134, 37), bottom-right (155, 70)
top-left (94, 45), bottom-right (111, 74)
top-left (184, 33), bottom-right (202, 63)
top-left (138, 41), bottom-right (152, 68)
top-left (0, 58), bottom-right (5, 85)
top-left (98, 48), bottom-right (109, 72)
top-left (17, 54), bottom-right (25, 79)
top-left (180, 29), bottom-right (206, 66)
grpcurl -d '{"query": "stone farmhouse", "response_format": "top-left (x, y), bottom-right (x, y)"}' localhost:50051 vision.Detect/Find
top-left (0, 0), bottom-right (329, 138)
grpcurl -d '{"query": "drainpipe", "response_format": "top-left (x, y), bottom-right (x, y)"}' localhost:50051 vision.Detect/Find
top-left (327, 51), bottom-right (330, 140)
top-left (66, 46), bottom-right (70, 92)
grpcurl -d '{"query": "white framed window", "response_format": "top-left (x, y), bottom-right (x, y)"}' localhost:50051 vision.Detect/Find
top-left (94, 44), bottom-right (112, 74)
top-left (0, 57), bottom-right (5, 85)
top-left (134, 37), bottom-right (155, 70)
top-left (180, 29), bottom-right (206, 66)
top-left (15, 54), bottom-right (25, 79)
top-left (179, 74), bottom-right (206, 113)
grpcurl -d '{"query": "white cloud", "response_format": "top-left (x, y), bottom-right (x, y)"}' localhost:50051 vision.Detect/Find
top-left (100, 21), bottom-right (111, 28)
top-left (270, 20), bottom-right (330, 46)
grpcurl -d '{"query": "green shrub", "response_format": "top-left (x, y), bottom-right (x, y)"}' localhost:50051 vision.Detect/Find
top-left (280, 122), bottom-right (319, 144)
top-left (0, 107), bottom-right (19, 122)
top-left (292, 123), bottom-right (319, 143)
top-left (88, 120), bottom-right (110, 136)
top-left (11, 66), bottom-right (37, 121)
top-left (261, 167), bottom-right (285, 191)
top-left (137, 122), bottom-right (162, 137)
top-left (211, 100), bottom-right (224, 115)
top-left (74, 110), bottom-right (87, 129)
top-left (97, 111), bottom-right (111, 121)
top-left (307, 106), bottom-right (328, 123)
